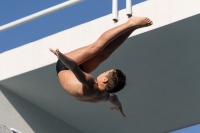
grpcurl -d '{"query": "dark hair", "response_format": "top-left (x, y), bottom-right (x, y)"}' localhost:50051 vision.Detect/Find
top-left (105, 69), bottom-right (126, 93)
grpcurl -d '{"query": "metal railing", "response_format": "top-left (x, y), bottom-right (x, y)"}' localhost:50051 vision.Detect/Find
top-left (112, 0), bottom-right (132, 22)
top-left (0, 0), bottom-right (83, 32)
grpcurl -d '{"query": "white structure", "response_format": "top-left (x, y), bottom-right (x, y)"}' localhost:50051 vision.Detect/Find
top-left (112, 0), bottom-right (118, 22)
top-left (126, 0), bottom-right (132, 17)
top-left (1, 0), bottom-right (200, 133)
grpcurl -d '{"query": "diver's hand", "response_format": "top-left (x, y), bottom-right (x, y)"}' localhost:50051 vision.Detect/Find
top-left (110, 106), bottom-right (126, 117)
top-left (49, 48), bottom-right (62, 59)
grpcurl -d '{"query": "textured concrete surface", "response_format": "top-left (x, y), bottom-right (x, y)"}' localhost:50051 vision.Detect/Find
top-left (0, 86), bottom-right (83, 133)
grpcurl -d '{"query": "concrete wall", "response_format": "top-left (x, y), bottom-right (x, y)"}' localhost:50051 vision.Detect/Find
top-left (0, 86), bottom-right (83, 133)
top-left (1, 13), bottom-right (200, 133)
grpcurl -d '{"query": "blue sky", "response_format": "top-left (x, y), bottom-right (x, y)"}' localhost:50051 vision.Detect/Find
top-left (0, 0), bottom-right (200, 132)
top-left (170, 124), bottom-right (200, 133)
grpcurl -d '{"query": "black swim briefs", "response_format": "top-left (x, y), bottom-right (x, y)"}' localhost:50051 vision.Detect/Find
top-left (56, 60), bottom-right (84, 75)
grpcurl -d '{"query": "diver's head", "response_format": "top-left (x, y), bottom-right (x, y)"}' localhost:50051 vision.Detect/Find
top-left (97, 69), bottom-right (126, 93)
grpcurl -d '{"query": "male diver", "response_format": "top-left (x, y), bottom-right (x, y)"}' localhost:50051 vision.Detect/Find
top-left (50, 16), bottom-right (153, 117)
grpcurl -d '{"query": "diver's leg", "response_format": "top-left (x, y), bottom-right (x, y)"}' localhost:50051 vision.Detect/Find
top-left (81, 17), bottom-right (153, 73)
top-left (65, 19), bottom-right (133, 65)
top-left (65, 16), bottom-right (152, 68)
top-left (82, 29), bottom-right (135, 73)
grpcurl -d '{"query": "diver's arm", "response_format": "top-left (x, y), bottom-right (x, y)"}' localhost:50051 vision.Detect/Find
top-left (50, 48), bottom-right (88, 85)
top-left (108, 94), bottom-right (126, 117)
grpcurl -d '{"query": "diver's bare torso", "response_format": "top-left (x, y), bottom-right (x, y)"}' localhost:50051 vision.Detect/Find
top-left (58, 70), bottom-right (105, 103)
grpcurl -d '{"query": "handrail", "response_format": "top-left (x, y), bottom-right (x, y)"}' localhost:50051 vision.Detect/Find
top-left (112, 0), bottom-right (132, 22)
top-left (0, 0), bottom-right (83, 32)
top-left (112, 0), bottom-right (118, 22)
top-left (126, 0), bottom-right (132, 17)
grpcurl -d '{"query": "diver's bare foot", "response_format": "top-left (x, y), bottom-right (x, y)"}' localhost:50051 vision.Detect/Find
top-left (127, 16), bottom-right (153, 28)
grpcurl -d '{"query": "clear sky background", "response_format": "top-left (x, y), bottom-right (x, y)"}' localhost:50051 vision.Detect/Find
top-left (170, 124), bottom-right (200, 133)
top-left (0, 0), bottom-right (199, 132)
